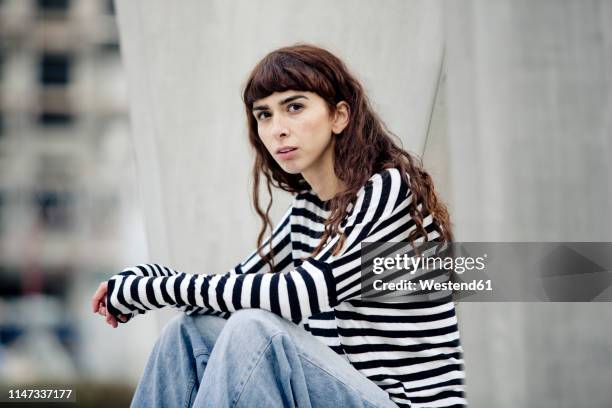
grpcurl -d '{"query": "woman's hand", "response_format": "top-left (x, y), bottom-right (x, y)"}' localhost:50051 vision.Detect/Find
top-left (91, 281), bottom-right (130, 328)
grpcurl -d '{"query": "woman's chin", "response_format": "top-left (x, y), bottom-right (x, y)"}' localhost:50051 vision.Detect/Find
top-left (278, 162), bottom-right (303, 175)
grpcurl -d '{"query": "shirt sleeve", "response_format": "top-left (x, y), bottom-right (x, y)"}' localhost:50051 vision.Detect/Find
top-left (106, 168), bottom-right (414, 324)
top-left (107, 202), bottom-right (295, 320)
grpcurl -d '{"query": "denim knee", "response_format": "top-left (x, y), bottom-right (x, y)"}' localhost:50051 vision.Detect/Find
top-left (223, 309), bottom-right (286, 341)
top-left (160, 313), bottom-right (188, 338)
top-left (152, 314), bottom-right (188, 352)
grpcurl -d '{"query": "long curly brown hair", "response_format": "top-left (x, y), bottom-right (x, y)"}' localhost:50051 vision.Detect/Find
top-left (242, 43), bottom-right (454, 273)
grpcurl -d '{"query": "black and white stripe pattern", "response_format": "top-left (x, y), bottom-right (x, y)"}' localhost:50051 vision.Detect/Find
top-left (106, 168), bottom-right (467, 407)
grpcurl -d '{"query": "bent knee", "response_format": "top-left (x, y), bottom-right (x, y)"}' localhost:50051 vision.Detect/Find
top-left (224, 309), bottom-right (286, 338)
top-left (160, 313), bottom-right (190, 338)
top-left (230, 308), bottom-right (283, 323)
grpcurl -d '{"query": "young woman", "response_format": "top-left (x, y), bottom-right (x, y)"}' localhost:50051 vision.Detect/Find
top-left (91, 44), bottom-right (467, 408)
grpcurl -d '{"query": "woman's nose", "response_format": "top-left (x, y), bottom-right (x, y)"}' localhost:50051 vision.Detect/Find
top-left (270, 115), bottom-right (289, 139)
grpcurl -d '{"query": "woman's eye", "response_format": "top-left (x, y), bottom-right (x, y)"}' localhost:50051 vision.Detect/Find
top-left (288, 103), bottom-right (303, 113)
top-left (257, 111), bottom-right (271, 121)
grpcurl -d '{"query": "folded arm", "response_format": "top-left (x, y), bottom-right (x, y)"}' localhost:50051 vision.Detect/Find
top-left (106, 169), bottom-right (413, 324)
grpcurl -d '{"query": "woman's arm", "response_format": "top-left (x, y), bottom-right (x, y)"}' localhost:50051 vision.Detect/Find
top-left (106, 169), bottom-right (416, 324)
top-left (109, 202), bottom-right (295, 320)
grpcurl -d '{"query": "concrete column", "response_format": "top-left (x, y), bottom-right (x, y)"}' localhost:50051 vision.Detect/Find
top-left (445, 1), bottom-right (612, 406)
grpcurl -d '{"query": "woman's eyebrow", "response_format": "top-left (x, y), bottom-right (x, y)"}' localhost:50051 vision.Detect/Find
top-left (252, 95), bottom-right (309, 111)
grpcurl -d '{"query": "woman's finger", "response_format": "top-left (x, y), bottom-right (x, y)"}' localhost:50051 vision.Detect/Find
top-left (108, 314), bottom-right (118, 328)
top-left (91, 282), bottom-right (108, 313)
top-left (92, 283), bottom-right (104, 313)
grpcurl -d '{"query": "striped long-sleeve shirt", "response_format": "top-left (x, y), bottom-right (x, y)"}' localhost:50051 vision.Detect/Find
top-left (106, 167), bottom-right (467, 407)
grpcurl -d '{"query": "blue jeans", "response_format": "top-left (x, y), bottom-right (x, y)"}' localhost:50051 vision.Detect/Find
top-left (130, 309), bottom-right (399, 408)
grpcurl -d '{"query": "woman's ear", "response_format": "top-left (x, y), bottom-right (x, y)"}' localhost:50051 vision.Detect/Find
top-left (332, 101), bottom-right (350, 135)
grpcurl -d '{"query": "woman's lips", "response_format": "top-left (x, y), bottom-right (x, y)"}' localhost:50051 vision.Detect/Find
top-left (277, 147), bottom-right (298, 160)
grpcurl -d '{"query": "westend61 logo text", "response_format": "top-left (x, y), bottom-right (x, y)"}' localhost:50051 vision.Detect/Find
top-left (371, 253), bottom-right (488, 275)
top-left (362, 242), bottom-right (612, 302)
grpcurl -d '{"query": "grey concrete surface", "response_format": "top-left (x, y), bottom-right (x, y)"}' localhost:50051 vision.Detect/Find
top-left (444, 1), bottom-right (612, 406)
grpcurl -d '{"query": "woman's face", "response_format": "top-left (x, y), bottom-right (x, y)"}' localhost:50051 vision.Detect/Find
top-left (252, 90), bottom-right (348, 175)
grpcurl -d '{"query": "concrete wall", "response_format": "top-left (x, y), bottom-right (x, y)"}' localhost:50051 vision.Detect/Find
top-left (444, 1), bottom-right (612, 406)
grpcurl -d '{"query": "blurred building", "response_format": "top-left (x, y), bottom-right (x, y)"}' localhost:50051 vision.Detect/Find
top-left (0, 0), bottom-right (148, 393)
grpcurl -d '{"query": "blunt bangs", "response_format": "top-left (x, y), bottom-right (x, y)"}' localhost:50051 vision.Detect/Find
top-left (244, 52), bottom-right (336, 107)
